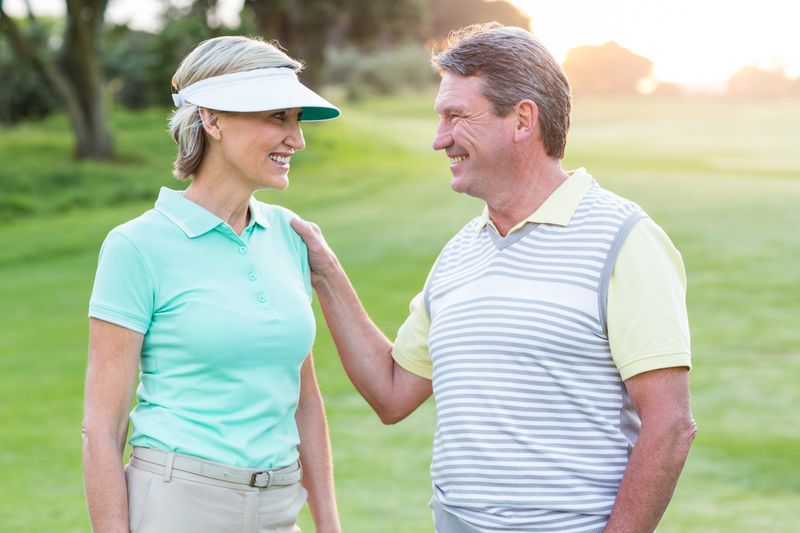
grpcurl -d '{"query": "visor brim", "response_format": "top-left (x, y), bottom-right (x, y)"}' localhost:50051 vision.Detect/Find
top-left (184, 75), bottom-right (340, 121)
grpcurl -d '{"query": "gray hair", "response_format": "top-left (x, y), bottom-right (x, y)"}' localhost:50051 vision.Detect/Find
top-left (169, 36), bottom-right (303, 179)
top-left (431, 23), bottom-right (572, 159)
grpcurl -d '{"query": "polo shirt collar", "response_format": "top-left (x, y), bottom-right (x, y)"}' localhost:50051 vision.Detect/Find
top-left (248, 196), bottom-right (270, 229)
top-left (155, 187), bottom-right (269, 238)
top-left (477, 168), bottom-right (593, 234)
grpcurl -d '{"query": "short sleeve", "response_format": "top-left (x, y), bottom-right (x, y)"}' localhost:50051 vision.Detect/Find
top-left (298, 240), bottom-right (312, 301)
top-left (608, 218), bottom-right (691, 380)
top-left (89, 231), bottom-right (155, 334)
top-left (275, 204), bottom-right (312, 301)
top-left (392, 291), bottom-right (433, 380)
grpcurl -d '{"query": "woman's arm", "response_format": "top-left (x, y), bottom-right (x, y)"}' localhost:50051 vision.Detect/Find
top-left (295, 353), bottom-right (341, 533)
top-left (82, 318), bottom-right (142, 533)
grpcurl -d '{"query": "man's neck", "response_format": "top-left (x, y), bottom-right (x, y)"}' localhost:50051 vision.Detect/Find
top-left (486, 161), bottom-right (568, 237)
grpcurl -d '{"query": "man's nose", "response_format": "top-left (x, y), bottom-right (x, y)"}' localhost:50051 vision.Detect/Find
top-left (432, 123), bottom-right (453, 151)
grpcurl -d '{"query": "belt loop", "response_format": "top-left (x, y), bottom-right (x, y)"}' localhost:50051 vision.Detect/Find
top-left (163, 452), bottom-right (176, 482)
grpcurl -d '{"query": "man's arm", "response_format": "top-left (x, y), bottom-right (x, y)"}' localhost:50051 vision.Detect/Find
top-left (291, 217), bottom-right (432, 423)
top-left (604, 367), bottom-right (697, 533)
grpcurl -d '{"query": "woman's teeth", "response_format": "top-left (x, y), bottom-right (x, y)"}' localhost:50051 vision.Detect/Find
top-left (269, 154), bottom-right (290, 164)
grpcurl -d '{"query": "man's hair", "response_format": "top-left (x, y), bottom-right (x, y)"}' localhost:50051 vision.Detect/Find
top-left (431, 23), bottom-right (572, 159)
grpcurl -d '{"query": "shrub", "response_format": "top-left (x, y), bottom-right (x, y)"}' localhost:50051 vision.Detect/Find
top-left (323, 44), bottom-right (439, 100)
top-left (0, 19), bottom-right (59, 124)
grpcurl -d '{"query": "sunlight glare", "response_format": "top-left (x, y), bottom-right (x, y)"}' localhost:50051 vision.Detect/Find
top-left (510, 0), bottom-right (800, 90)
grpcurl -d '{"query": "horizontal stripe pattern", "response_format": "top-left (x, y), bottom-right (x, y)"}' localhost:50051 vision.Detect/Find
top-left (426, 182), bottom-right (645, 531)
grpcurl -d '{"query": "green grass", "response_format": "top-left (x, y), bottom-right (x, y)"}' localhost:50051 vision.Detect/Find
top-left (1, 92), bottom-right (799, 531)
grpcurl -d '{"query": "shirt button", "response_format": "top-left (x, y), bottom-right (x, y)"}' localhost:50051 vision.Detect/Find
top-left (239, 246), bottom-right (248, 254)
top-left (257, 294), bottom-right (266, 303)
top-left (248, 272), bottom-right (257, 281)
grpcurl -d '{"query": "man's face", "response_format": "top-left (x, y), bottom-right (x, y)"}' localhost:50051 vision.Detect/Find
top-left (433, 73), bottom-right (515, 200)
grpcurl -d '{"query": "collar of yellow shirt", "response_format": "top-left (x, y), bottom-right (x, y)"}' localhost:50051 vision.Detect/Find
top-left (476, 167), bottom-right (593, 235)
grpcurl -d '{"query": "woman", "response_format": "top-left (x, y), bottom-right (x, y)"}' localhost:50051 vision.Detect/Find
top-left (82, 36), bottom-right (341, 532)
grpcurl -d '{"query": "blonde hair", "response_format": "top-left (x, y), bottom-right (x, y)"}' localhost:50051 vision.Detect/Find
top-left (169, 36), bottom-right (303, 179)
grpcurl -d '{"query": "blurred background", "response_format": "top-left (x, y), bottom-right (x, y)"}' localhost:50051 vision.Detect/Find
top-left (1, 0), bottom-right (798, 531)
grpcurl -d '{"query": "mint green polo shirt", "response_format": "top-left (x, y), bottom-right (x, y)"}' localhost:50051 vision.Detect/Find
top-left (89, 187), bottom-right (315, 469)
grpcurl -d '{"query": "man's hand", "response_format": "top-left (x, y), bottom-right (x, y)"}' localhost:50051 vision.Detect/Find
top-left (605, 367), bottom-right (696, 532)
top-left (291, 217), bottom-right (341, 284)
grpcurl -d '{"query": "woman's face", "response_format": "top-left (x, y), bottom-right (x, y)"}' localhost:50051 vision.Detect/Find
top-left (212, 108), bottom-right (305, 191)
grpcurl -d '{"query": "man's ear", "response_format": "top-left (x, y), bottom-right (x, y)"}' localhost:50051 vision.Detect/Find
top-left (198, 108), bottom-right (221, 140)
top-left (513, 99), bottom-right (538, 142)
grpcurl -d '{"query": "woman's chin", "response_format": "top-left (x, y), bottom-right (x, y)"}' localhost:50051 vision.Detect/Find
top-left (259, 175), bottom-right (290, 191)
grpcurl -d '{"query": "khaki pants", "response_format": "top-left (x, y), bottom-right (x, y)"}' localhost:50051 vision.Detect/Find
top-left (126, 454), bottom-right (307, 533)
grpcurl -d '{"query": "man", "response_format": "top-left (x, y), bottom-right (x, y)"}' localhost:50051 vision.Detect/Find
top-left (292, 23), bottom-right (696, 533)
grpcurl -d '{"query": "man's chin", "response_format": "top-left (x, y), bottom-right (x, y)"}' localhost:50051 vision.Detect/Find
top-left (450, 175), bottom-right (469, 194)
top-left (451, 177), bottom-right (486, 201)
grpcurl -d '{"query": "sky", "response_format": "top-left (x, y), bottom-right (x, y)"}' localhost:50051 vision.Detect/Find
top-left (511, 0), bottom-right (800, 91)
top-left (6, 0), bottom-right (800, 91)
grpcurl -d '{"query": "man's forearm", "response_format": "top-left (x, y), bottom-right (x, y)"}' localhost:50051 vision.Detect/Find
top-left (604, 418), bottom-right (696, 532)
top-left (312, 262), bottom-right (397, 414)
top-left (291, 217), bottom-right (430, 421)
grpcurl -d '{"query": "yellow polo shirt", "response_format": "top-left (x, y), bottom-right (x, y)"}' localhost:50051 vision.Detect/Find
top-left (392, 169), bottom-right (691, 381)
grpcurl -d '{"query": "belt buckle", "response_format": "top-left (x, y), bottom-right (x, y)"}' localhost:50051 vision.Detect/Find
top-left (249, 470), bottom-right (271, 488)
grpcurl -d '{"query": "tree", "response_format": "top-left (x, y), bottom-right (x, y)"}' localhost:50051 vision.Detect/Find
top-left (0, 15), bottom-right (58, 124)
top-left (727, 65), bottom-right (794, 99)
top-left (650, 81), bottom-right (685, 98)
top-left (563, 41), bottom-right (652, 95)
top-left (340, 0), bottom-right (426, 48)
top-left (103, 1), bottom-right (239, 110)
top-left (190, 0), bottom-right (222, 30)
top-left (242, 0), bottom-right (425, 90)
top-left (0, 0), bottom-right (112, 159)
top-left (243, 0), bottom-right (335, 90)
top-left (424, 0), bottom-right (530, 40)
top-left (139, 6), bottom-right (222, 106)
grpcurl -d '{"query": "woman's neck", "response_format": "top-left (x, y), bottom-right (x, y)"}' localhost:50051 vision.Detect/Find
top-left (183, 176), bottom-right (253, 235)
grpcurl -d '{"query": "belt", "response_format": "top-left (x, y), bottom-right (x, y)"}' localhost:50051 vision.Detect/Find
top-left (131, 446), bottom-right (302, 488)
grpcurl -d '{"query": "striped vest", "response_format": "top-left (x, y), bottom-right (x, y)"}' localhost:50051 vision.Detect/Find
top-left (425, 180), bottom-right (647, 532)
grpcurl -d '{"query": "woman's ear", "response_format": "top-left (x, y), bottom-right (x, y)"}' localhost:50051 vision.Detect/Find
top-left (513, 99), bottom-right (538, 142)
top-left (198, 108), bottom-right (221, 140)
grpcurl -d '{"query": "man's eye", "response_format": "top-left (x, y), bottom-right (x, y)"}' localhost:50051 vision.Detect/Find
top-left (272, 112), bottom-right (287, 121)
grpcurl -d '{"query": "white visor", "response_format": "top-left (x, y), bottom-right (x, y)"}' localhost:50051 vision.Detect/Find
top-left (172, 68), bottom-right (340, 121)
